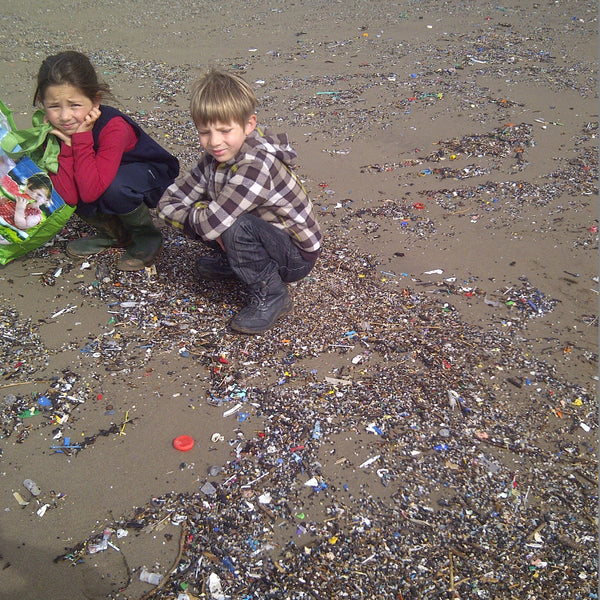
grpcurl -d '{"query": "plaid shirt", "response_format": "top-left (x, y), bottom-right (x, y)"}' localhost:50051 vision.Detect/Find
top-left (158, 127), bottom-right (322, 254)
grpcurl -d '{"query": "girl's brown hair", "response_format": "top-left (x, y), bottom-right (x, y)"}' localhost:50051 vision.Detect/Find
top-left (34, 51), bottom-right (113, 105)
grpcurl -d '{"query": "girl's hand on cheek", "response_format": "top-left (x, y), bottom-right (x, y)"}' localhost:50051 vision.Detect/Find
top-left (50, 128), bottom-right (72, 145)
top-left (43, 116), bottom-right (72, 146)
top-left (76, 107), bottom-right (101, 134)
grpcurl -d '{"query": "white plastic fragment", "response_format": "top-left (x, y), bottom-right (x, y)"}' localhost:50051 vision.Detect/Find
top-left (209, 572), bottom-right (226, 599)
top-left (23, 478), bottom-right (41, 496)
top-left (447, 390), bottom-right (459, 409)
top-left (258, 492), bottom-right (272, 504)
top-left (50, 305), bottom-right (77, 319)
top-left (87, 540), bottom-right (107, 554)
top-left (140, 567), bottom-right (162, 585)
top-left (325, 376), bottom-right (352, 386)
top-left (223, 403), bottom-right (242, 418)
top-left (359, 455), bottom-right (380, 468)
top-left (366, 423), bottom-right (384, 435)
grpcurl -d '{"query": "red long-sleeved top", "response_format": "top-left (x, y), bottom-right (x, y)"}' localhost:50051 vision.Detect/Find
top-left (50, 117), bottom-right (138, 206)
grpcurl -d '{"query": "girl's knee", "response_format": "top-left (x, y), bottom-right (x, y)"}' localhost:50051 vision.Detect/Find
top-left (98, 179), bottom-right (143, 214)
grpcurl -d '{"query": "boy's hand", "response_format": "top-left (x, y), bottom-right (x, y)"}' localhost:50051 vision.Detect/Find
top-left (216, 237), bottom-right (226, 252)
top-left (14, 196), bottom-right (28, 211)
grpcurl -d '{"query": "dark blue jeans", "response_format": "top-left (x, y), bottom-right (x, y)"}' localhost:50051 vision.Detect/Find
top-left (77, 161), bottom-right (173, 217)
top-left (220, 214), bottom-right (316, 287)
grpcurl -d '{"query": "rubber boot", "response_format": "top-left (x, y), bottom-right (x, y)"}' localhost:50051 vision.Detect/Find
top-left (195, 251), bottom-right (236, 280)
top-left (66, 213), bottom-right (131, 258)
top-left (116, 204), bottom-right (163, 271)
top-left (230, 272), bottom-right (293, 334)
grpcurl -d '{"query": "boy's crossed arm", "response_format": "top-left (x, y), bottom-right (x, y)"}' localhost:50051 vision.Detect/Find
top-left (157, 166), bottom-right (208, 235)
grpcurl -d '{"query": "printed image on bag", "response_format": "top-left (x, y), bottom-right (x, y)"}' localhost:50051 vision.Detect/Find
top-left (0, 109), bottom-right (74, 265)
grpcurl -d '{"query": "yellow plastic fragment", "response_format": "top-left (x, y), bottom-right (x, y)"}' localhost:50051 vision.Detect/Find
top-left (13, 492), bottom-right (29, 506)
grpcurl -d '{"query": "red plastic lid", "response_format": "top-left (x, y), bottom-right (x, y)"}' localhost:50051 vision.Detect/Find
top-left (173, 435), bottom-right (194, 451)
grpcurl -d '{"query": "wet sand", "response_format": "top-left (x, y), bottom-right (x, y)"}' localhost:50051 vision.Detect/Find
top-left (0, 1), bottom-right (597, 599)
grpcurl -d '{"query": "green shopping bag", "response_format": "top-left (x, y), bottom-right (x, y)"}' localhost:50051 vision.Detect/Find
top-left (0, 100), bottom-right (74, 265)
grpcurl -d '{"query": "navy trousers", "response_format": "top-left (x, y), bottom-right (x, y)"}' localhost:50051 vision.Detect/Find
top-left (220, 213), bottom-right (316, 287)
top-left (76, 161), bottom-right (173, 217)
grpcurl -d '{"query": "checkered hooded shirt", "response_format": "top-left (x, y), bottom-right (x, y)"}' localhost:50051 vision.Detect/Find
top-left (158, 126), bottom-right (322, 255)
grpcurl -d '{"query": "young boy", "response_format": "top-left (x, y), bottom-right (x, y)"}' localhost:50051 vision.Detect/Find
top-left (158, 70), bottom-right (322, 334)
top-left (0, 172), bottom-right (53, 243)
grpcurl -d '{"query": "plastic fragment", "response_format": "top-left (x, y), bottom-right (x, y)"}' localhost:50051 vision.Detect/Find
top-left (359, 455), bottom-right (380, 468)
top-left (366, 423), bottom-right (384, 435)
top-left (201, 481), bottom-right (217, 496)
top-left (324, 376), bottom-right (352, 386)
top-left (208, 572), bottom-right (226, 599)
top-left (223, 403), bottom-right (242, 417)
top-left (13, 491), bottom-right (29, 505)
top-left (23, 478), bottom-right (41, 496)
top-left (173, 435), bottom-right (194, 452)
top-left (140, 567), bottom-right (162, 585)
top-left (312, 420), bottom-right (322, 440)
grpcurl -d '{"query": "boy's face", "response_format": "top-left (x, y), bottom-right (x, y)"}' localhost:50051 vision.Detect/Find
top-left (26, 186), bottom-right (50, 206)
top-left (196, 115), bottom-right (257, 163)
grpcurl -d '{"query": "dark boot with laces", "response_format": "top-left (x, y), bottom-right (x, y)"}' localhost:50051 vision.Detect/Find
top-left (230, 272), bottom-right (293, 334)
top-left (195, 251), bottom-right (236, 280)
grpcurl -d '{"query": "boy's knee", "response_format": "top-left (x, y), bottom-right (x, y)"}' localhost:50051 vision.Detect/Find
top-left (221, 213), bottom-right (257, 245)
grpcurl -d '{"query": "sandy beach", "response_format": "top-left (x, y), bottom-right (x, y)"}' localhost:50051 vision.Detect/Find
top-left (0, 1), bottom-right (597, 599)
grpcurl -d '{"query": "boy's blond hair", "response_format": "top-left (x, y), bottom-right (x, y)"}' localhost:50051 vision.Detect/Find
top-left (190, 70), bottom-right (257, 127)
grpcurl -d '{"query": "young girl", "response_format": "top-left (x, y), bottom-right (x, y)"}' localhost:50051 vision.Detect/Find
top-left (34, 51), bottom-right (179, 270)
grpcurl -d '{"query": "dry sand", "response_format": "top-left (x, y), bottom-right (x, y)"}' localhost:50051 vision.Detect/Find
top-left (0, 1), bottom-right (597, 599)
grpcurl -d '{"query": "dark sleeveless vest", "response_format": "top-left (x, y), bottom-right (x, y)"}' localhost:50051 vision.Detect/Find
top-left (92, 105), bottom-right (179, 179)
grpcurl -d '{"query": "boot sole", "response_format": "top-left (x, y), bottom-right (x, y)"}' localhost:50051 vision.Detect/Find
top-left (66, 240), bottom-right (131, 258)
top-left (230, 302), bottom-right (293, 335)
top-left (196, 272), bottom-right (237, 281)
top-left (116, 243), bottom-right (163, 271)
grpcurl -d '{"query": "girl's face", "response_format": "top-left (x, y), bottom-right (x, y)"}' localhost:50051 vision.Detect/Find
top-left (41, 83), bottom-right (100, 138)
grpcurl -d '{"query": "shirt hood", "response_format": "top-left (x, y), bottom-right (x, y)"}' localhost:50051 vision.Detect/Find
top-left (243, 126), bottom-right (298, 166)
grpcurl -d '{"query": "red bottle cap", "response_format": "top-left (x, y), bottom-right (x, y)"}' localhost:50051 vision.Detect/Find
top-left (173, 435), bottom-right (194, 451)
